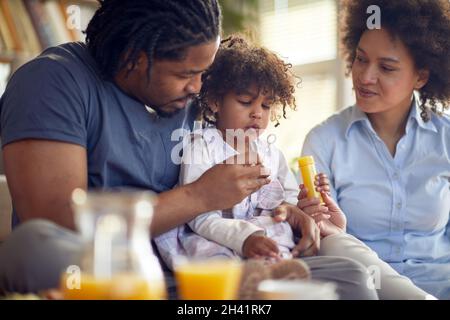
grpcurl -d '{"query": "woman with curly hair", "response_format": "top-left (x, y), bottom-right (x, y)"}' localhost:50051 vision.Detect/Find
top-left (299, 0), bottom-right (450, 299)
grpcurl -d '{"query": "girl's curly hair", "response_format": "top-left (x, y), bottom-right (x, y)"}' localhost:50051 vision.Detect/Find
top-left (341, 0), bottom-right (450, 120)
top-left (198, 35), bottom-right (298, 126)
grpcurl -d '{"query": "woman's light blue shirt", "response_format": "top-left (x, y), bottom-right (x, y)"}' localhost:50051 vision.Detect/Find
top-left (302, 100), bottom-right (450, 299)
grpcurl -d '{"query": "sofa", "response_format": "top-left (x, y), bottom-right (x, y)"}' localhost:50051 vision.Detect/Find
top-left (0, 175), bottom-right (12, 241)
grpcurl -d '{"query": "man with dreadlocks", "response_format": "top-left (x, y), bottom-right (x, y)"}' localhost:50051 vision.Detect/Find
top-left (0, 0), bottom-right (224, 295)
top-left (0, 1), bottom-right (377, 299)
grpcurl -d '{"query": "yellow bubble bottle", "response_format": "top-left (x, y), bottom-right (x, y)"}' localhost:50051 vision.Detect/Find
top-left (298, 156), bottom-right (323, 203)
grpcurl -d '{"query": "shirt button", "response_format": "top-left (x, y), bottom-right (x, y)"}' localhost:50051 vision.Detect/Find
top-left (395, 247), bottom-right (401, 254)
top-left (393, 172), bottom-right (399, 180)
top-left (396, 202), bottom-right (402, 209)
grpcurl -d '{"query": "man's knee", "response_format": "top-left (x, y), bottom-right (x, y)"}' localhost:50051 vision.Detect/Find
top-left (0, 219), bottom-right (83, 293)
top-left (6, 219), bottom-right (64, 242)
top-left (2, 218), bottom-right (81, 254)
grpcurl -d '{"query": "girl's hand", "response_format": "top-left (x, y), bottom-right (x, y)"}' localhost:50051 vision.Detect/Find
top-left (242, 234), bottom-right (280, 259)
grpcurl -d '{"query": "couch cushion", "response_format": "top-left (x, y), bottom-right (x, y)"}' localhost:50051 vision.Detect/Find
top-left (0, 175), bottom-right (12, 241)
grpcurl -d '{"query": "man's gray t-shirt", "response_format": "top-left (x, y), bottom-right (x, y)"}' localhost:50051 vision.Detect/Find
top-left (0, 42), bottom-right (196, 226)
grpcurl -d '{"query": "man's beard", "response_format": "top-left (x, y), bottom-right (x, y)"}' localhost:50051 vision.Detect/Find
top-left (154, 107), bottom-right (182, 118)
top-left (150, 95), bottom-right (196, 118)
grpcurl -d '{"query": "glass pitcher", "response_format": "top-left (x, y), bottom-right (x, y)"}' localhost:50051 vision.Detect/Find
top-left (61, 189), bottom-right (166, 300)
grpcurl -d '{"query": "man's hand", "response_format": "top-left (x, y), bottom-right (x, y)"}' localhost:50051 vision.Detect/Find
top-left (272, 203), bottom-right (320, 257)
top-left (152, 151), bottom-right (270, 236)
top-left (190, 151), bottom-right (270, 213)
top-left (242, 233), bottom-right (279, 259)
top-left (297, 173), bottom-right (346, 237)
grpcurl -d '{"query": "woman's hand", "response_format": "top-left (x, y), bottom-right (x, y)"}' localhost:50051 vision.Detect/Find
top-left (297, 173), bottom-right (346, 237)
top-left (272, 203), bottom-right (320, 257)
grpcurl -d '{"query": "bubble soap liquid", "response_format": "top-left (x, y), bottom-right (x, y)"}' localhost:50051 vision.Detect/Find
top-left (298, 156), bottom-right (324, 203)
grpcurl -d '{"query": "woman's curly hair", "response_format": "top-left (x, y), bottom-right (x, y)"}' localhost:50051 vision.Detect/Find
top-left (340, 0), bottom-right (450, 120)
top-left (198, 35), bottom-right (298, 126)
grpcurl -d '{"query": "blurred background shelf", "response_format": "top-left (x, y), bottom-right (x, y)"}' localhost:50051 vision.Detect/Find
top-left (0, 0), bottom-right (98, 92)
top-left (0, 53), bottom-right (14, 63)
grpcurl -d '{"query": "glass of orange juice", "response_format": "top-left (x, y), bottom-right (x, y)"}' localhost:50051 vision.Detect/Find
top-left (174, 258), bottom-right (242, 300)
top-left (60, 272), bottom-right (166, 300)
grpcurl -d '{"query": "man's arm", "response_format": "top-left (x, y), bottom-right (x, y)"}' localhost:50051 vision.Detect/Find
top-left (3, 139), bottom-right (269, 236)
top-left (152, 160), bottom-right (269, 237)
top-left (3, 139), bottom-right (87, 230)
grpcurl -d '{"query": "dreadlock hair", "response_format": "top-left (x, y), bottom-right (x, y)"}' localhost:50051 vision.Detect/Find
top-left (85, 0), bottom-right (222, 80)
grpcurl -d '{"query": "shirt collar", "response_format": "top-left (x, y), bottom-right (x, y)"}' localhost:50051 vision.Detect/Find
top-left (345, 105), bottom-right (371, 138)
top-left (345, 95), bottom-right (437, 139)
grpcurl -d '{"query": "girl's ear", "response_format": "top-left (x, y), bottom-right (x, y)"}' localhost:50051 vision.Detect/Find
top-left (207, 97), bottom-right (220, 113)
top-left (415, 69), bottom-right (429, 90)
